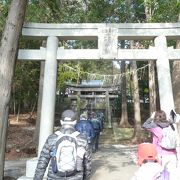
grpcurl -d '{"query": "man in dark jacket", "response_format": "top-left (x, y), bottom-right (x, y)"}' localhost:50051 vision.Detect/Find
top-left (75, 112), bottom-right (95, 148)
top-left (34, 109), bottom-right (92, 180)
top-left (96, 111), bottom-right (104, 131)
top-left (90, 112), bottom-right (102, 152)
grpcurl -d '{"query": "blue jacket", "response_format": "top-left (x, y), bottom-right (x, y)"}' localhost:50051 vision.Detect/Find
top-left (75, 120), bottom-right (95, 144)
top-left (90, 118), bottom-right (102, 133)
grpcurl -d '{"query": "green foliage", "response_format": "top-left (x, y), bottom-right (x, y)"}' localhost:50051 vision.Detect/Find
top-left (113, 127), bottom-right (134, 141)
top-left (11, 61), bottom-right (40, 112)
top-left (150, 0), bottom-right (180, 22)
top-left (26, 0), bottom-right (87, 23)
top-left (57, 62), bottom-right (78, 89)
top-left (0, 0), bottom-right (9, 39)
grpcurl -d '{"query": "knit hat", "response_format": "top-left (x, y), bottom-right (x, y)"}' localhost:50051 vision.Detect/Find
top-left (60, 109), bottom-right (77, 125)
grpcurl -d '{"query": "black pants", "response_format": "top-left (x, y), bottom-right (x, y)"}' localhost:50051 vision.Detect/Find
top-left (92, 131), bottom-right (100, 152)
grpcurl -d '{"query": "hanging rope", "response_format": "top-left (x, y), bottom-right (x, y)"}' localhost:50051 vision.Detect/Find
top-left (62, 63), bottom-right (150, 86)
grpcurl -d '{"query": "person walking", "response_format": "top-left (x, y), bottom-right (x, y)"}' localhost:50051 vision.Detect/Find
top-left (34, 109), bottom-right (92, 180)
top-left (75, 112), bottom-right (95, 150)
top-left (90, 112), bottom-right (102, 152)
top-left (96, 111), bottom-right (104, 131)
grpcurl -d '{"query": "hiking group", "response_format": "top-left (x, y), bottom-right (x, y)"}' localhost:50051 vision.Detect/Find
top-left (33, 108), bottom-right (180, 180)
top-left (132, 109), bottom-right (180, 180)
top-left (33, 109), bottom-right (103, 180)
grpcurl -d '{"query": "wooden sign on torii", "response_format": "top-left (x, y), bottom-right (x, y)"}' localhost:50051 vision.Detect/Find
top-left (17, 22), bottom-right (180, 180)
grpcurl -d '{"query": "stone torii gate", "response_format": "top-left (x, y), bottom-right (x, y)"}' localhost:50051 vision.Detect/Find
top-left (17, 23), bottom-right (180, 179)
top-left (67, 84), bottom-right (118, 128)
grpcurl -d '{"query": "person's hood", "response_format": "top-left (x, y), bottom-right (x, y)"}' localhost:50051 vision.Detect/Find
top-left (142, 117), bottom-right (170, 129)
top-left (155, 121), bottom-right (170, 128)
top-left (142, 118), bottom-right (158, 129)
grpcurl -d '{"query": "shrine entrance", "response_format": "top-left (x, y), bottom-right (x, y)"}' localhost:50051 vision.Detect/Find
top-left (67, 81), bottom-right (118, 128)
top-left (17, 22), bottom-right (180, 179)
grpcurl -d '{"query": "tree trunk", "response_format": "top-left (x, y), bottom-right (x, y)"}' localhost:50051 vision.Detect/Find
top-left (172, 14), bottom-right (180, 161)
top-left (131, 60), bottom-right (142, 142)
top-left (16, 102), bottom-right (21, 122)
top-left (172, 14), bottom-right (180, 113)
top-left (0, 0), bottom-right (27, 178)
top-left (123, 0), bottom-right (142, 139)
top-left (149, 61), bottom-right (156, 113)
top-left (144, 0), bottom-right (157, 114)
top-left (29, 99), bottom-right (37, 119)
top-left (119, 60), bottom-right (130, 127)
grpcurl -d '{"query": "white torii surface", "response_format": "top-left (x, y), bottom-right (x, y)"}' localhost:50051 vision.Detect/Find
top-left (22, 22), bottom-right (180, 40)
top-left (18, 48), bottom-right (180, 61)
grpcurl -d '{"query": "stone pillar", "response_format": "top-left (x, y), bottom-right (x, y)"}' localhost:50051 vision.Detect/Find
top-left (106, 90), bottom-right (112, 128)
top-left (18, 36), bottom-right (58, 180)
top-left (38, 36), bottom-right (59, 155)
top-left (154, 35), bottom-right (174, 115)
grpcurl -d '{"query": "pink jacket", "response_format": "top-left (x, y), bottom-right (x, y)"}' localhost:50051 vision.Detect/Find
top-left (149, 127), bottom-right (177, 156)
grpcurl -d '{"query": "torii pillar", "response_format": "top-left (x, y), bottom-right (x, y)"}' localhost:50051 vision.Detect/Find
top-left (18, 36), bottom-right (58, 180)
top-left (154, 35), bottom-right (174, 115)
top-left (38, 36), bottom-right (59, 155)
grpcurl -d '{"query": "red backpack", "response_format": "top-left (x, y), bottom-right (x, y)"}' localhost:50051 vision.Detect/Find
top-left (137, 143), bottom-right (159, 166)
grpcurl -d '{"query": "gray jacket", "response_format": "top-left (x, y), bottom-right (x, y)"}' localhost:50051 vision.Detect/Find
top-left (34, 126), bottom-right (92, 180)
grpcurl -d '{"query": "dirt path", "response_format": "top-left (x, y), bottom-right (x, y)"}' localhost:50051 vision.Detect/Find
top-left (91, 145), bottom-right (138, 180)
top-left (4, 144), bottom-right (138, 180)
